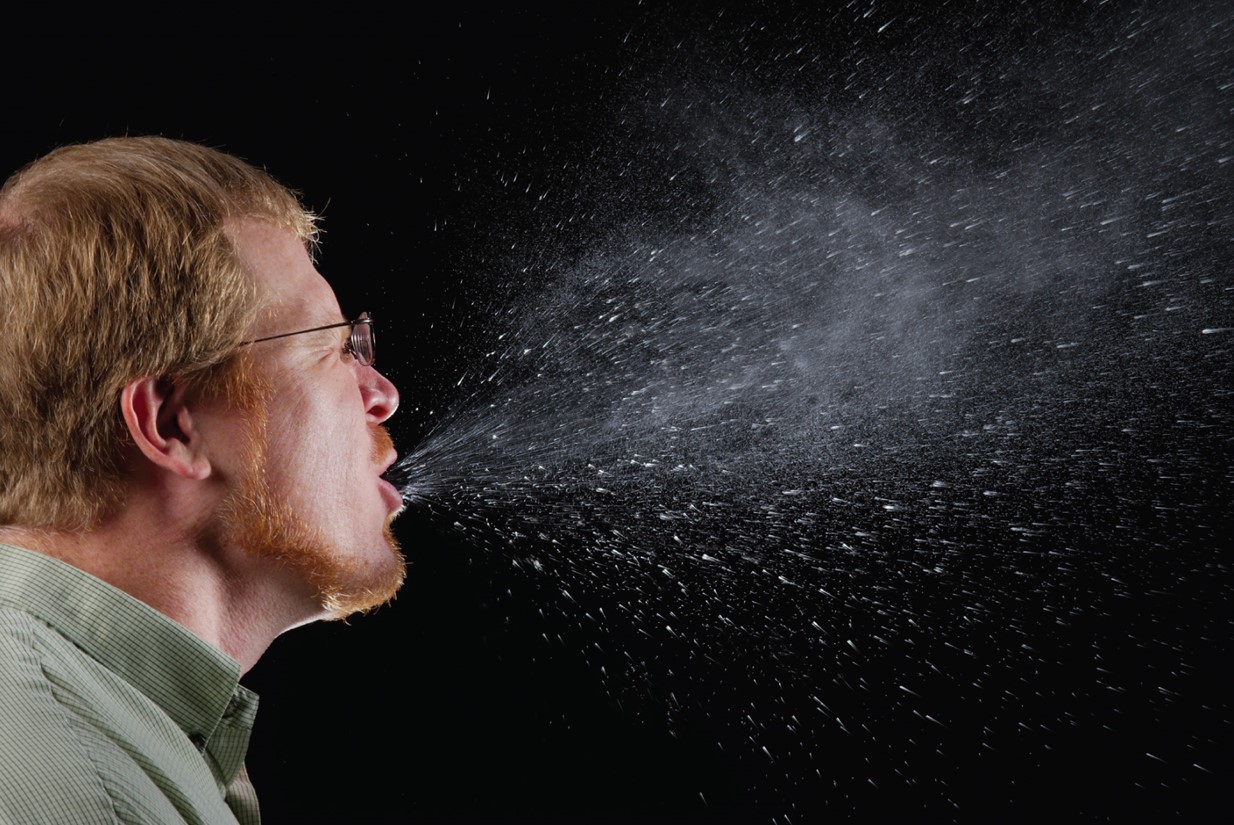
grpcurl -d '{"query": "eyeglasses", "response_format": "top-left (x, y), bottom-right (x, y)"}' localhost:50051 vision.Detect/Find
top-left (242, 312), bottom-right (376, 366)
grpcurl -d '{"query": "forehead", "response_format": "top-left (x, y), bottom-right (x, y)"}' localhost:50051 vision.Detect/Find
top-left (227, 219), bottom-right (342, 334)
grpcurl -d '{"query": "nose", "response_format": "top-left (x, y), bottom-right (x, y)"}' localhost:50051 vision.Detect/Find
top-left (360, 365), bottom-right (399, 424)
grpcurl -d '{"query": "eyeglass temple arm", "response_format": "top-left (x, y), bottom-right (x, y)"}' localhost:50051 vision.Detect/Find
top-left (244, 316), bottom-right (370, 346)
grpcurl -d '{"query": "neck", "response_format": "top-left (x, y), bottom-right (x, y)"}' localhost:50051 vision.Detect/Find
top-left (0, 511), bottom-right (324, 673)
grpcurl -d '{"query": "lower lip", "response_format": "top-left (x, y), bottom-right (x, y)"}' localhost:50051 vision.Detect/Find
top-left (379, 478), bottom-right (404, 512)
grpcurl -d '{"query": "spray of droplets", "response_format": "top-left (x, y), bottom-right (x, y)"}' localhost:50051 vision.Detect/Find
top-left (394, 2), bottom-right (1233, 819)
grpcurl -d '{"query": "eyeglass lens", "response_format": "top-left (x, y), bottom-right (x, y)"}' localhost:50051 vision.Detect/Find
top-left (351, 317), bottom-right (375, 366)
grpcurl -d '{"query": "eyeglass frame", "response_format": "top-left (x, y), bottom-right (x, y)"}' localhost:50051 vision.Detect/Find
top-left (241, 312), bottom-right (376, 366)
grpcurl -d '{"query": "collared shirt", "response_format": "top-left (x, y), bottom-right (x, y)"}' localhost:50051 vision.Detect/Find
top-left (0, 543), bottom-right (261, 824)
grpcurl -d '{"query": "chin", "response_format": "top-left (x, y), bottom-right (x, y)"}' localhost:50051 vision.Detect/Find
top-left (318, 527), bottom-right (407, 619)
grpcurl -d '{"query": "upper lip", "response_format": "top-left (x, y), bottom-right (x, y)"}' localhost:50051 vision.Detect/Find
top-left (378, 451), bottom-right (398, 479)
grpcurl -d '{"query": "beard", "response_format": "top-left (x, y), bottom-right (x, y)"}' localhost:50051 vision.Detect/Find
top-left (216, 408), bottom-right (406, 619)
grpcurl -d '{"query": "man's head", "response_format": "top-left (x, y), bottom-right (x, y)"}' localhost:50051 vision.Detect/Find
top-left (0, 137), bottom-right (404, 618)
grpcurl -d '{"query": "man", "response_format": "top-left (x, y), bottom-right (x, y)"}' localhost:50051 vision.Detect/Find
top-left (0, 137), bottom-right (405, 823)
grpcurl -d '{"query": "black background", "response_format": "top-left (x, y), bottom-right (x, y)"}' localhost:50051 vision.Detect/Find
top-left (3, 3), bottom-right (1231, 823)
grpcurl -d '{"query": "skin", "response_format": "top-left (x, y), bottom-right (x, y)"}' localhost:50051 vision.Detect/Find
top-left (0, 219), bottom-right (403, 672)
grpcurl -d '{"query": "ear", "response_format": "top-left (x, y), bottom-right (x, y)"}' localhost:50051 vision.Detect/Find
top-left (119, 376), bottom-right (212, 481)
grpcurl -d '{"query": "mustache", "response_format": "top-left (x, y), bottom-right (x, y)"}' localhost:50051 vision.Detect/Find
top-left (371, 424), bottom-right (395, 465)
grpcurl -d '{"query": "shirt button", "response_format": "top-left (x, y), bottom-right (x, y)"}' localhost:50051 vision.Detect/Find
top-left (189, 734), bottom-right (207, 752)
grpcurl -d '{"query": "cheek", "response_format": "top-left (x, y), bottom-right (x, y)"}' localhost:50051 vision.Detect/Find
top-left (263, 381), bottom-right (366, 494)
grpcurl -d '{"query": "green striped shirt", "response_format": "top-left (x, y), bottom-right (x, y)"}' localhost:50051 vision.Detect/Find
top-left (0, 543), bottom-right (260, 824)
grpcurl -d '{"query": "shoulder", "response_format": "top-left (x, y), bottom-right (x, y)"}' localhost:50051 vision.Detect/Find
top-left (0, 609), bottom-right (112, 821)
top-left (0, 609), bottom-right (177, 825)
top-left (0, 605), bottom-right (66, 708)
top-left (0, 604), bottom-right (93, 706)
